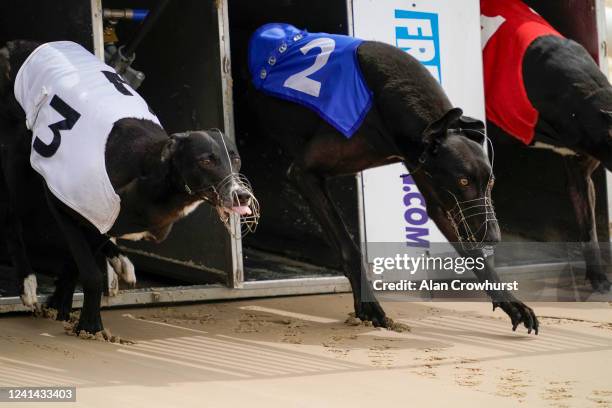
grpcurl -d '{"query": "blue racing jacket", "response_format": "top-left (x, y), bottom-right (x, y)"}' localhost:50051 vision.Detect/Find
top-left (249, 23), bottom-right (373, 138)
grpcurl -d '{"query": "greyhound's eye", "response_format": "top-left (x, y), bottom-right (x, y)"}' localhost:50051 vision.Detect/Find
top-left (199, 159), bottom-right (212, 167)
top-left (459, 177), bottom-right (469, 187)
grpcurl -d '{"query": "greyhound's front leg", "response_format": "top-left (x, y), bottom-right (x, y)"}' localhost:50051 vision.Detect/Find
top-left (472, 253), bottom-right (539, 334)
top-left (3, 215), bottom-right (38, 307)
top-left (563, 155), bottom-right (611, 293)
top-left (0, 147), bottom-right (38, 307)
top-left (287, 163), bottom-right (388, 327)
top-left (427, 205), bottom-right (539, 334)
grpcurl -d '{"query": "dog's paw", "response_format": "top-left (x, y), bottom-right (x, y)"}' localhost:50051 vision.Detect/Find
top-left (493, 300), bottom-right (539, 335)
top-left (108, 254), bottom-right (136, 286)
top-left (106, 261), bottom-right (119, 297)
top-left (355, 301), bottom-right (388, 328)
top-left (587, 273), bottom-right (611, 293)
top-left (20, 274), bottom-right (38, 308)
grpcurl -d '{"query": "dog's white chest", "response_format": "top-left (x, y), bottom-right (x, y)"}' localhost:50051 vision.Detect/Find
top-left (119, 231), bottom-right (156, 241)
top-left (180, 200), bottom-right (204, 217)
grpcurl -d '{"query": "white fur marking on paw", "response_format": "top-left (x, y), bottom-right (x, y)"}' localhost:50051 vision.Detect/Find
top-left (118, 254), bottom-right (136, 285)
top-left (21, 274), bottom-right (38, 307)
top-left (108, 255), bottom-right (137, 286)
top-left (107, 261), bottom-right (119, 297)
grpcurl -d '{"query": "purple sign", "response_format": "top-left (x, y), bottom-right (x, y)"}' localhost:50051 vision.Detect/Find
top-left (401, 174), bottom-right (429, 248)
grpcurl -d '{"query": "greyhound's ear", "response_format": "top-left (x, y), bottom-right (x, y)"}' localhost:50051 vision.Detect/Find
top-left (423, 107), bottom-right (463, 143)
top-left (600, 109), bottom-right (612, 122)
top-left (457, 116), bottom-right (486, 145)
top-left (161, 137), bottom-right (178, 162)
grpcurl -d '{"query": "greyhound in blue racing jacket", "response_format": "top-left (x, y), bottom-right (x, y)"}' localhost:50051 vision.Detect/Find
top-left (245, 23), bottom-right (538, 334)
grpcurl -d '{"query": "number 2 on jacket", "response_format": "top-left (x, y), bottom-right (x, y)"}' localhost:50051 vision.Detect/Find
top-left (283, 37), bottom-right (336, 98)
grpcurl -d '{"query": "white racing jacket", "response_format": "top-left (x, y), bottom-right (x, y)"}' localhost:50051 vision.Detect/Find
top-left (14, 41), bottom-right (161, 233)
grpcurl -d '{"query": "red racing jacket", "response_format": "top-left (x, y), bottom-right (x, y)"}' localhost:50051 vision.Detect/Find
top-left (481, 0), bottom-right (562, 144)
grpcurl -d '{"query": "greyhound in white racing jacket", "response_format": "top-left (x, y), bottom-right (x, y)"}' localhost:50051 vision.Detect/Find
top-left (0, 40), bottom-right (258, 334)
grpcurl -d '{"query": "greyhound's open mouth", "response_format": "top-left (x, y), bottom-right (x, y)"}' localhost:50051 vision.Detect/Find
top-left (228, 206), bottom-right (252, 216)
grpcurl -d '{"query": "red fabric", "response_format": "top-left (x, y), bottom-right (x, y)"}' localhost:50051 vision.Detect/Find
top-left (481, 0), bottom-right (562, 144)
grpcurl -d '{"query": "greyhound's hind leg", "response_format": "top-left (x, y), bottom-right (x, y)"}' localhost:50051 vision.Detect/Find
top-left (47, 261), bottom-right (78, 321)
top-left (44, 189), bottom-right (105, 334)
top-left (287, 162), bottom-right (388, 327)
top-left (564, 155), bottom-right (611, 292)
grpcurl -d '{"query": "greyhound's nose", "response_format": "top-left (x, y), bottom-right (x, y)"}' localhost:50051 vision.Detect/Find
top-left (485, 221), bottom-right (501, 244)
top-left (234, 190), bottom-right (251, 206)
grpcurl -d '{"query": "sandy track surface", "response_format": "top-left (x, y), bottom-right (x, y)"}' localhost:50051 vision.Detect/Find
top-left (0, 295), bottom-right (611, 407)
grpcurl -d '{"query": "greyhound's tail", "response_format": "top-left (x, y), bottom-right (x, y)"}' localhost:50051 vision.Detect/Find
top-left (0, 43), bottom-right (10, 96)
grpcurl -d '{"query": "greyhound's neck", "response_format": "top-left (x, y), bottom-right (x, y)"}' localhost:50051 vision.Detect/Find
top-left (356, 42), bottom-right (453, 163)
top-left (141, 141), bottom-right (198, 209)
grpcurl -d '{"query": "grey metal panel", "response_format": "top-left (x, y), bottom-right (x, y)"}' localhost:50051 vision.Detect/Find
top-left (0, 277), bottom-right (352, 313)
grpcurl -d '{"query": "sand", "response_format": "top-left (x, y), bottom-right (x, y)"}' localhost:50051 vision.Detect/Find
top-left (0, 294), bottom-right (610, 407)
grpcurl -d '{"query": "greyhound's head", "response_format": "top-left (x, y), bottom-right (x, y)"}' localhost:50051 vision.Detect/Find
top-left (163, 129), bottom-right (259, 234)
top-left (415, 108), bottom-right (500, 249)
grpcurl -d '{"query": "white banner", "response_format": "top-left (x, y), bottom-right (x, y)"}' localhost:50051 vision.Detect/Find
top-left (353, 0), bottom-right (486, 259)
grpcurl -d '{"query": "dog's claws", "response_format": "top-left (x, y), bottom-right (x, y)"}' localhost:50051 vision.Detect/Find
top-left (355, 301), bottom-right (388, 328)
top-left (493, 299), bottom-right (538, 335)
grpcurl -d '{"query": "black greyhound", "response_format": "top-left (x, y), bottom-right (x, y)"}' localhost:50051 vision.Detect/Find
top-left (482, 6), bottom-right (612, 293)
top-left (0, 40), bottom-right (257, 334)
top-left (247, 39), bottom-right (538, 334)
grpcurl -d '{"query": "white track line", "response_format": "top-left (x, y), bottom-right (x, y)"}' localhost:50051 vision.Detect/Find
top-left (116, 349), bottom-right (249, 378)
top-left (121, 313), bottom-right (208, 334)
top-left (135, 343), bottom-right (284, 376)
top-left (0, 356), bottom-right (66, 373)
top-left (146, 338), bottom-right (303, 374)
top-left (239, 305), bottom-right (341, 324)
